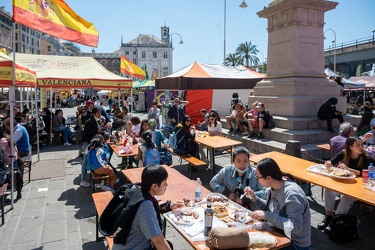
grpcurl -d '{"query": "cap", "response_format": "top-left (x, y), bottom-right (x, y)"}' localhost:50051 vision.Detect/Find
top-left (148, 119), bottom-right (156, 130)
top-left (256, 102), bottom-right (265, 108)
top-left (86, 100), bottom-right (94, 106)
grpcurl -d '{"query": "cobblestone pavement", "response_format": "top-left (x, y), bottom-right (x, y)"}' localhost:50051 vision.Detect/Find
top-left (0, 107), bottom-right (374, 250)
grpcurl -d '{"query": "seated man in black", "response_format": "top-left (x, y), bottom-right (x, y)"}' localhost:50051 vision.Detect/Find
top-left (317, 97), bottom-right (344, 133)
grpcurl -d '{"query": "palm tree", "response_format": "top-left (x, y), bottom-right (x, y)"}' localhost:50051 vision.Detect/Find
top-left (236, 41), bottom-right (260, 67)
top-left (224, 53), bottom-right (242, 66)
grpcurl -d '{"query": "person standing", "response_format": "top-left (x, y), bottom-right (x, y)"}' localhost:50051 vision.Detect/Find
top-left (167, 98), bottom-right (185, 129)
top-left (148, 101), bottom-right (161, 129)
top-left (127, 95), bottom-right (133, 113)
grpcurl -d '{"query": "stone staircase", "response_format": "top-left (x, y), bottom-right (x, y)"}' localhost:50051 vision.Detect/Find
top-left (220, 114), bottom-right (361, 162)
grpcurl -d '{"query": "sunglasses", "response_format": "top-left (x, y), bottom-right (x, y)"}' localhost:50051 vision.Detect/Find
top-left (209, 118), bottom-right (215, 121)
top-left (186, 120), bottom-right (191, 122)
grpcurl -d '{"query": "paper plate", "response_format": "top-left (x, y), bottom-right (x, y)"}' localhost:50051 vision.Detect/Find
top-left (329, 172), bottom-right (356, 180)
top-left (170, 208), bottom-right (203, 225)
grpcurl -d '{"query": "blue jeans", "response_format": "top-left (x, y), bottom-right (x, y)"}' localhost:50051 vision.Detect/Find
top-left (58, 126), bottom-right (74, 143)
top-left (81, 142), bottom-right (89, 181)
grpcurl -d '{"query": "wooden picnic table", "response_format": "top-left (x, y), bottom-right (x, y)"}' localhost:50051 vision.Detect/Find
top-left (195, 135), bottom-right (242, 175)
top-left (109, 143), bottom-right (138, 168)
top-left (250, 151), bottom-right (375, 207)
top-left (121, 167), bottom-right (290, 250)
top-left (316, 143), bottom-right (330, 152)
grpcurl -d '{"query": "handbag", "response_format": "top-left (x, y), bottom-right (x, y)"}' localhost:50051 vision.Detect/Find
top-left (329, 214), bottom-right (358, 245)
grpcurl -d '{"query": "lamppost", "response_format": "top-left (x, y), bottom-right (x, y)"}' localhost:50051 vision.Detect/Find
top-left (169, 33), bottom-right (184, 45)
top-left (324, 28), bottom-right (336, 73)
top-left (223, 0), bottom-right (248, 64)
top-left (168, 33), bottom-right (184, 73)
top-left (372, 30), bottom-right (375, 45)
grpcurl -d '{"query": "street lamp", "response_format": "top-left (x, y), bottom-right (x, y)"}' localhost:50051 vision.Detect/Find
top-left (224, 0), bottom-right (247, 64)
top-left (324, 28), bottom-right (336, 73)
top-left (372, 30), bottom-right (375, 45)
top-left (169, 33), bottom-right (184, 44)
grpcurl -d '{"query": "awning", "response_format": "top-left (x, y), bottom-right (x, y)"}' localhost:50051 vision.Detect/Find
top-left (12, 53), bottom-right (132, 89)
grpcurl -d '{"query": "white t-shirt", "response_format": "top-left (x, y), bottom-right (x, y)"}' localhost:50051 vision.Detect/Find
top-left (208, 121), bottom-right (222, 135)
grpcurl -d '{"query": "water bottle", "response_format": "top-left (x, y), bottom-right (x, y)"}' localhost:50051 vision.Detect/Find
top-left (195, 178), bottom-right (202, 202)
top-left (204, 203), bottom-right (213, 237)
top-left (368, 163), bottom-right (375, 187)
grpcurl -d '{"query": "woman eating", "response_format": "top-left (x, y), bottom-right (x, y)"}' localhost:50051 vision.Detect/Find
top-left (210, 146), bottom-right (266, 210)
top-left (247, 157), bottom-right (311, 250)
top-left (317, 136), bottom-right (374, 232)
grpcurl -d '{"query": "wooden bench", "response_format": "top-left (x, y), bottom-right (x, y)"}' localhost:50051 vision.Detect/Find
top-left (92, 191), bottom-right (113, 249)
top-left (91, 171), bottom-right (109, 193)
top-left (0, 183), bottom-right (8, 226)
top-left (168, 148), bottom-right (207, 178)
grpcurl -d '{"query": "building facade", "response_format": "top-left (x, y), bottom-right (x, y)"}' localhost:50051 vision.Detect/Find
top-left (0, 7), bottom-right (13, 52)
top-left (119, 26), bottom-right (174, 79)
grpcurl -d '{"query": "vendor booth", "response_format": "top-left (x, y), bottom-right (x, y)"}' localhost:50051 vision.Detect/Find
top-left (155, 62), bottom-right (264, 124)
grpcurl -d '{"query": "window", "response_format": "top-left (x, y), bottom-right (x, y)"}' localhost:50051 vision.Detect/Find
top-left (153, 51), bottom-right (157, 58)
top-left (21, 34), bottom-right (25, 42)
top-left (142, 51), bottom-right (146, 58)
top-left (100, 60), bottom-right (107, 68)
top-left (112, 60), bottom-right (119, 68)
top-left (32, 48), bottom-right (34, 54)
top-left (163, 51), bottom-right (168, 58)
top-left (31, 38), bottom-right (34, 46)
top-left (27, 36), bottom-right (29, 43)
top-left (15, 33), bottom-right (18, 41)
top-left (22, 44), bottom-right (25, 53)
top-left (125, 51), bottom-right (129, 55)
top-left (132, 58), bottom-right (137, 64)
top-left (163, 67), bottom-right (168, 71)
top-left (133, 50), bottom-right (137, 55)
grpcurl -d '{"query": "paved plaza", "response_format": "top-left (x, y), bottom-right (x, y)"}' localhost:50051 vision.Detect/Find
top-left (0, 107), bottom-right (374, 250)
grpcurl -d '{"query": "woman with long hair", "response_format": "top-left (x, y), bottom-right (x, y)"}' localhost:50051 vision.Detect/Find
top-left (173, 115), bottom-right (198, 157)
top-left (199, 112), bottom-right (222, 169)
top-left (247, 158), bottom-right (311, 249)
top-left (317, 136), bottom-right (374, 232)
top-left (357, 111), bottom-right (374, 136)
top-left (138, 119), bottom-right (149, 138)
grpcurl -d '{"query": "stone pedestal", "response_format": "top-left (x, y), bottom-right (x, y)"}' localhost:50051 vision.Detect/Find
top-left (250, 0), bottom-right (344, 117)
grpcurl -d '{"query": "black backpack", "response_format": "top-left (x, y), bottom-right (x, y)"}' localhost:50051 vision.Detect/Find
top-left (329, 214), bottom-right (358, 245)
top-left (99, 183), bottom-right (157, 245)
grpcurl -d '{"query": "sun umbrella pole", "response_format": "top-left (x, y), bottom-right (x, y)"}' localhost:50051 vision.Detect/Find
top-left (131, 88), bottom-right (133, 117)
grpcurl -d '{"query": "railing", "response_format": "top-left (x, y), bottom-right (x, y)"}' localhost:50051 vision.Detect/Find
top-left (324, 35), bottom-right (375, 52)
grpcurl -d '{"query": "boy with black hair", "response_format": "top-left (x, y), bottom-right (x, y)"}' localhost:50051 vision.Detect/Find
top-left (112, 165), bottom-right (182, 250)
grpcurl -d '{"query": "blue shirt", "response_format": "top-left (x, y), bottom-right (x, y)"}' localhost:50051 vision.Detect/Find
top-left (14, 124), bottom-right (30, 154)
top-left (152, 130), bottom-right (166, 149)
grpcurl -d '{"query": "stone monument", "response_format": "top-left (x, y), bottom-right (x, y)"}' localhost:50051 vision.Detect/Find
top-left (250, 0), bottom-right (344, 117)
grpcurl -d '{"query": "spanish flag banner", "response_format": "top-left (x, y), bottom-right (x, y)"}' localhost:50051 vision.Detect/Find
top-left (12, 0), bottom-right (99, 47)
top-left (120, 55), bottom-right (146, 80)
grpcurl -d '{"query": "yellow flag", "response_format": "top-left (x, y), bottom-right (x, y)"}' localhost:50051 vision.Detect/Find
top-left (120, 55), bottom-right (146, 80)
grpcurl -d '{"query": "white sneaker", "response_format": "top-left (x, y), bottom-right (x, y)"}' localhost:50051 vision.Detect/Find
top-left (64, 142), bottom-right (71, 146)
top-left (71, 137), bottom-right (76, 141)
top-left (80, 180), bottom-right (91, 187)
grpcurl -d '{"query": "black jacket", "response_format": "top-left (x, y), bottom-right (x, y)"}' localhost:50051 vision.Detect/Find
top-left (317, 98), bottom-right (339, 118)
top-left (82, 117), bottom-right (101, 143)
top-left (174, 125), bottom-right (195, 151)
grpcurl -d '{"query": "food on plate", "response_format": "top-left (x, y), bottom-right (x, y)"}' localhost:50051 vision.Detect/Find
top-left (180, 210), bottom-right (200, 219)
top-left (183, 198), bottom-right (194, 207)
top-left (171, 210), bottom-right (201, 224)
top-left (212, 206), bottom-right (228, 217)
top-left (331, 169), bottom-right (353, 177)
top-left (249, 232), bottom-right (277, 248)
top-left (228, 208), bottom-right (252, 223)
top-left (207, 195), bottom-right (229, 203)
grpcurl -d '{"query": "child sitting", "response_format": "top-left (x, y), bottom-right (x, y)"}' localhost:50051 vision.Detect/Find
top-left (88, 138), bottom-right (117, 192)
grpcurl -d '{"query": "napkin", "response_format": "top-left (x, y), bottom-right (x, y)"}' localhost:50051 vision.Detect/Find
top-left (183, 222), bottom-right (204, 237)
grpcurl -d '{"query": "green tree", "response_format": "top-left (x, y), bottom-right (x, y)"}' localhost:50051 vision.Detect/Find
top-left (236, 41), bottom-right (260, 67)
top-left (224, 53), bottom-right (242, 66)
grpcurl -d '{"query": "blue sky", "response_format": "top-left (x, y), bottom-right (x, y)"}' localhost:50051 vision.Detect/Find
top-left (2, 0), bottom-right (375, 72)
